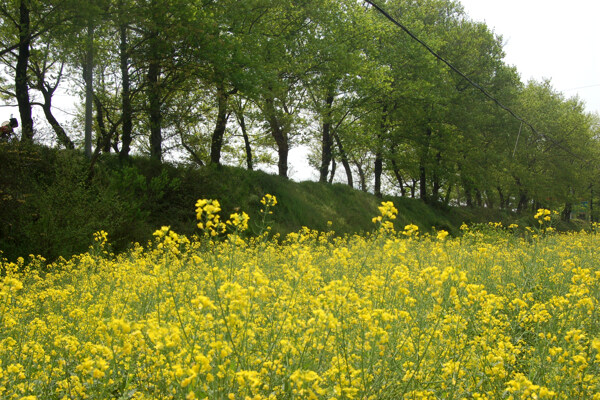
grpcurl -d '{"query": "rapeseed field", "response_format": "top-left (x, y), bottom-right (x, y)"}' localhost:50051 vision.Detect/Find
top-left (1, 196), bottom-right (600, 399)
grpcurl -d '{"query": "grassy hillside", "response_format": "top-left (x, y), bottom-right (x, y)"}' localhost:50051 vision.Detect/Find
top-left (0, 142), bottom-right (574, 263)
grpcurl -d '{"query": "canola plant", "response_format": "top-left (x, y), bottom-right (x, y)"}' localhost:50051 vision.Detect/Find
top-left (1, 196), bottom-right (600, 399)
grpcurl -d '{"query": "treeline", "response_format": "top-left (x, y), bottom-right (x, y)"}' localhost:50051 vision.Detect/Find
top-left (1, 0), bottom-right (598, 215)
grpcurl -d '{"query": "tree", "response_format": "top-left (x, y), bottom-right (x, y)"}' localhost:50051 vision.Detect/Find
top-left (298, 0), bottom-right (367, 184)
top-left (511, 80), bottom-right (598, 213)
top-left (0, 0), bottom-right (82, 144)
top-left (243, 0), bottom-right (331, 179)
top-left (28, 42), bottom-right (74, 148)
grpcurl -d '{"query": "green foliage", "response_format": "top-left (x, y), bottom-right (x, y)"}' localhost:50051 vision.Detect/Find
top-left (2, 0), bottom-right (599, 215)
top-left (0, 143), bottom-right (495, 263)
top-left (2, 0), bottom-right (600, 260)
top-left (0, 144), bottom-right (178, 261)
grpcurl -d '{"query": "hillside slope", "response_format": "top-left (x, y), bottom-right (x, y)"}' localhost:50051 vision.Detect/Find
top-left (1, 143), bottom-right (495, 262)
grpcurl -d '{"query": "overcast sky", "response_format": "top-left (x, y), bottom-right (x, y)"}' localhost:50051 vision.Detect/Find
top-left (459, 0), bottom-right (600, 116)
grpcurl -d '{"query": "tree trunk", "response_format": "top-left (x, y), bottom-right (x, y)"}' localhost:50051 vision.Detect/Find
top-left (84, 22), bottom-right (94, 157)
top-left (180, 133), bottom-right (205, 167)
top-left (40, 89), bottom-right (73, 149)
top-left (590, 187), bottom-right (594, 223)
top-left (464, 184), bottom-right (473, 208)
top-left (475, 189), bottom-right (483, 207)
top-left (333, 132), bottom-right (352, 188)
top-left (147, 56), bottom-right (162, 162)
top-left (431, 176), bottom-right (440, 203)
top-left (374, 108), bottom-right (387, 198)
top-left (235, 110), bottom-right (253, 170)
top-left (444, 182), bottom-right (452, 206)
top-left (485, 191), bottom-right (494, 209)
top-left (88, 99), bottom-right (116, 181)
top-left (431, 152), bottom-right (441, 203)
top-left (356, 162), bottom-right (367, 192)
top-left (119, 23), bottom-right (133, 162)
top-left (328, 157), bottom-right (336, 184)
top-left (319, 91), bottom-right (334, 183)
top-left (390, 158), bottom-right (406, 197)
top-left (274, 127), bottom-right (289, 178)
top-left (562, 202), bottom-right (572, 222)
top-left (210, 81), bottom-right (229, 165)
top-left (93, 95), bottom-right (110, 153)
top-left (419, 164), bottom-right (428, 203)
top-left (16, 0), bottom-right (33, 142)
top-left (264, 96), bottom-right (288, 178)
top-left (374, 152), bottom-right (383, 198)
top-left (419, 127), bottom-right (432, 203)
top-left (497, 186), bottom-right (505, 210)
top-left (514, 176), bottom-right (528, 213)
top-left (516, 193), bottom-right (528, 213)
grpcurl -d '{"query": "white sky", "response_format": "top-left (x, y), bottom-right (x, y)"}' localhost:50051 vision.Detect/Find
top-left (459, 0), bottom-right (600, 116)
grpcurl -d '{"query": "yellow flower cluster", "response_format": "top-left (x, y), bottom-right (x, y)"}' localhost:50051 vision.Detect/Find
top-left (226, 211), bottom-right (250, 232)
top-left (436, 229), bottom-right (449, 240)
top-left (92, 230), bottom-right (108, 245)
top-left (196, 196), bottom-right (273, 238)
top-left (1, 275), bottom-right (23, 292)
top-left (1, 201), bottom-right (600, 399)
top-left (260, 193), bottom-right (277, 210)
top-left (372, 201), bottom-right (398, 232)
top-left (534, 208), bottom-right (552, 222)
top-left (403, 223), bottom-right (419, 237)
top-left (196, 199), bottom-right (226, 236)
top-left (153, 225), bottom-right (190, 255)
top-left (531, 208), bottom-right (560, 234)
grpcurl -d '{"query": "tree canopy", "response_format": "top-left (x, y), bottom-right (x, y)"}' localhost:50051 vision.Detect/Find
top-left (1, 0), bottom-right (598, 216)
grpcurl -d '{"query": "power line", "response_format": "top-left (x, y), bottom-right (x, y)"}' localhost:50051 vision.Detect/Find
top-left (563, 83), bottom-right (600, 92)
top-left (362, 0), bottom-right (583, 160)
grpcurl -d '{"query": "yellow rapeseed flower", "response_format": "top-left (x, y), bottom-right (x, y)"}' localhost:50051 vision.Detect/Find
top-left (4, 195), bottom-right (600, 399)
top-left (436, 230), bottom-right (449, 240)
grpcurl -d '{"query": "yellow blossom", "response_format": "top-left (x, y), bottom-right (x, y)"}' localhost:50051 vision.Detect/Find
top-left (436, 230), bottom-right (449, 240)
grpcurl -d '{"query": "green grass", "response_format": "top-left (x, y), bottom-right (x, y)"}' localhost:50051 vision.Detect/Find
top-left (0, 142), bottom-right (563, 263)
